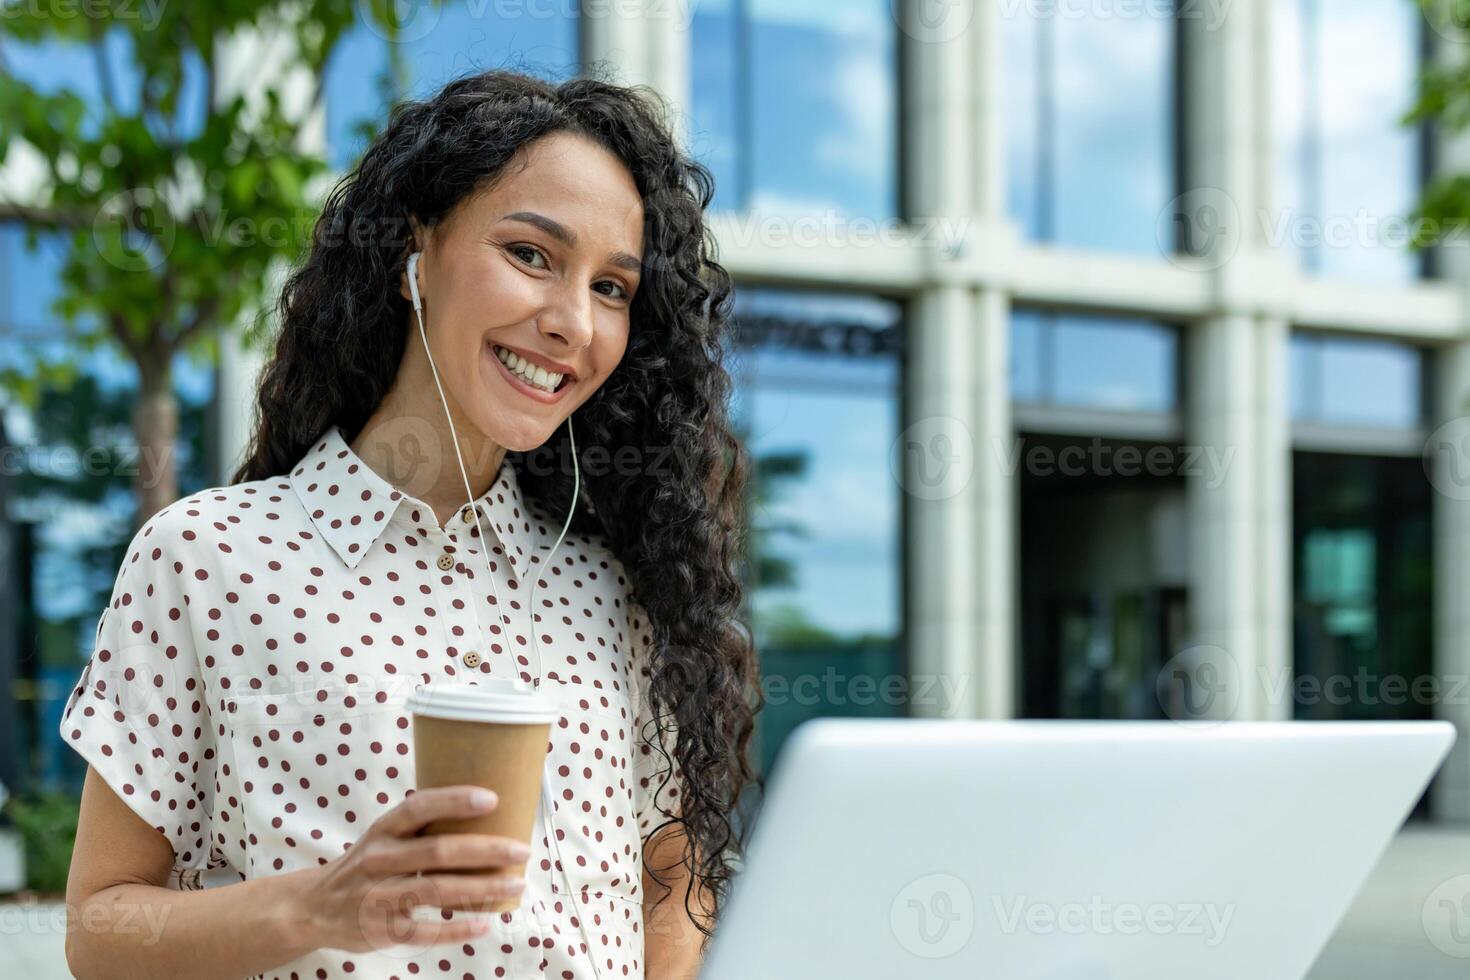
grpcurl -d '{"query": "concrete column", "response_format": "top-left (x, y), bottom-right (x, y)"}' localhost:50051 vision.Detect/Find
top-left (905, 287), bottom-right (980, 720)
top-left (900, 0), bottom-right (1014, 718)
top-left (1184, 307), bottom-right (1292, 723)
top-left (1180, 0), bottom-right (1285, 720)
top-left (901, 0), bottom-right (972, 719)
top-left (580, 0), bottom-right (647, 86)
top-left (213, 27), bottom-right (323, 485)
top-left (970, 0), bottom-right (1005, 220)
top-left (901, 4), bottom-right (973, 218)
top-left (644, 0), bottom-right (691, 144)
top-left (1432, 342), bottom-right (1470, 822)
top-left (969, 0), bottom-right (1014, 717)
top-left (1250, 1), bottom-right (1292, 719)
top-left (580, 1), bottom-right (689, 147)
top-left (1255, 316), bottom-right (1292, 721)
top-left (216, 327), bottom-right (268, 483)
top-left (1180, 0), bottom-right (1263, 223)
top-left (973, 287), bottom-right (1015, 719)
top-left (1431, 31), bottom-right (1470, 822)
top-left (1185, 316), bottom-right (1261, 719)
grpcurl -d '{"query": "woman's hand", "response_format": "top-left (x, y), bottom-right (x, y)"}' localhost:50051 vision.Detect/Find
top-left (288, 785), bottom-right (532, 953)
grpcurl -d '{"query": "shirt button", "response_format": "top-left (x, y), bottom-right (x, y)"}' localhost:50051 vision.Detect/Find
top-left (461, 505), bottom-right (475, 523)
top-left (462, 650), bottom-right (482, 668)
top-left (436, 553), bottom-right (454, 571)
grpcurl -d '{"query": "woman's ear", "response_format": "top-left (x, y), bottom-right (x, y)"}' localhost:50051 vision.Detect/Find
top-left (400, 221), bottom-right (427, 304)
top-left (399, 252), bottom-right (417, 305)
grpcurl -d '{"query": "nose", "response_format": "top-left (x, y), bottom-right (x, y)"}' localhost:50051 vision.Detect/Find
top-left (536, 278), bottom-right (595, 352)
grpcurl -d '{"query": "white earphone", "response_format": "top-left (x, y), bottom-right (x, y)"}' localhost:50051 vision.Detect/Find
top-left (406, 249), bottom-right (426, 314)
top-left (405, 250), bottom-right (598, 979)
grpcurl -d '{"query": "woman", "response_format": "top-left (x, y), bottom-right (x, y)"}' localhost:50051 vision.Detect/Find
top-left (58, 69), bottom-right (759, 980)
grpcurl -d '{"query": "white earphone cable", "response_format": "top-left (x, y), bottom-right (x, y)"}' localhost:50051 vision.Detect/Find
top-left (407, 251), bottom-right (603, 980)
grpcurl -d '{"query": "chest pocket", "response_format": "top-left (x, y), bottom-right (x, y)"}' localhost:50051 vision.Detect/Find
top-left (540, 688), bottom-right (642, 909)
top-left (223, 674), bottom-right (419, 875)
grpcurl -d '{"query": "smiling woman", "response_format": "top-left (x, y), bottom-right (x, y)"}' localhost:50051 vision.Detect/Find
top-left (57, 70), bottom-right (760, 980)
top-left (387, 134), bottom-right (645, 447)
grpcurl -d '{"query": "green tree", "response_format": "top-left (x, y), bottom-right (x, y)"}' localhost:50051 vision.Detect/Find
top-left (1407, 1), bottom-right (1470, 249)
top-left (0, 1), bottom-right (424, 527)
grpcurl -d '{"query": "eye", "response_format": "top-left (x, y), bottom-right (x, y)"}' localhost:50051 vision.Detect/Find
top-left (508, 244), bottom-right (548, 269)
top-left (594, 280), bottom-right (633, 301)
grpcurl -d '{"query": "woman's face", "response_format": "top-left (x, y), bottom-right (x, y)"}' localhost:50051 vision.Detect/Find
top-left (402, 131), bottom-right (644, 452)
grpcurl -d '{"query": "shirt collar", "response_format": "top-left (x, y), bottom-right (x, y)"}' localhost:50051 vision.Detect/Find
top-left (288, 424), bottom-right (537, 581)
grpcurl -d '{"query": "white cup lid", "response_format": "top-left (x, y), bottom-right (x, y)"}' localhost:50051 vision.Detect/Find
top-left (406, 677), bottom-right (561, 724)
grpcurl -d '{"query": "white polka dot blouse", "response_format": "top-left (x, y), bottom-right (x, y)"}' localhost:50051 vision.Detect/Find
top-left (58, 423), bottom-right (685, 979)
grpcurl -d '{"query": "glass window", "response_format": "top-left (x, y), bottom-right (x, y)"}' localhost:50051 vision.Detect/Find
top-left (1290, 333), bottom-right (1424, 429)
top-left (730, 288), bottom-right (904, 775)
top-left (1010, 310), bottom-right (1046, 404)
top-left (2, 341), bottom-right (216, 794)
top-left (691, 0), bottom-right (898, 218)
top-left (1004, 3), bottom-right (1175, 253)
top-left (1293, 453), bottom-right (1432, 726)
top-left (325, 5), bottom-right (579, 169)
top-left (1274, 0), bottom-right (1424, 283)
top-left (1011, 311), bottom-right (1179, 413)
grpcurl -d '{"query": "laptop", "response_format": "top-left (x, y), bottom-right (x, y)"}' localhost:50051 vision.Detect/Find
top-left (701, 719), bottom-right (1456, 980)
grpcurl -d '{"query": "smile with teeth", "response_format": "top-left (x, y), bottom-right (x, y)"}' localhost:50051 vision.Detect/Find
top-left (493, 345), bottom-right (566, 393)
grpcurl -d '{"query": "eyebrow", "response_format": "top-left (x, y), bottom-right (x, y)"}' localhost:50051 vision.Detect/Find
top-left (500, 211), bottom-right (644, 274)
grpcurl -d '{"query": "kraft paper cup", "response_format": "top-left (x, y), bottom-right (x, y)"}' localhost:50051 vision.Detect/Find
top-left (407, 679), bottom-right (559, 913)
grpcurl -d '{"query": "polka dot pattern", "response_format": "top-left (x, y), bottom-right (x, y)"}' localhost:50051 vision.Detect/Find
top-left (58, 424), bottom-right (684, 979)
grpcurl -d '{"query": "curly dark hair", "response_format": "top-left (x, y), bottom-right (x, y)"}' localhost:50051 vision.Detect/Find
top-left (231, 68), bottom-right (761, 944)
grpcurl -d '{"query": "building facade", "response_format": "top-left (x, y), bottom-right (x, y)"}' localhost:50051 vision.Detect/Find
top-left (5, 0), bottom-right (1470, 819)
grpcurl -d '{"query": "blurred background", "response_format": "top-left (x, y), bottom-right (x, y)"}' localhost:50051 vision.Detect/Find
top-left (2, 0), bottom-right (1470, 976)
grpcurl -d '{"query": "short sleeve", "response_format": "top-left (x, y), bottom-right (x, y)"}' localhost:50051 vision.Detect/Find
top-left (57, 508), bottom-right (217, 874)
top-left (629, 596), bottom-right (685, 837)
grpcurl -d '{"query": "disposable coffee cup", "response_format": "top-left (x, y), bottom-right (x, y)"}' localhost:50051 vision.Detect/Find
top-left (406, 678), bottom-right (560, 912)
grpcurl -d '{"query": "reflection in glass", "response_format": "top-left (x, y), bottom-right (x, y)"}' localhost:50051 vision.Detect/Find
top-left (0, 345), bottom-right (216, 793)
top-left (691, 0), bottom-right (897, 218)
top-left (1010, 311), bottom-right (1045, 404)
top-left (1004, 4), bottom-right (1175, 253)
top-left (1290, 333), bottom-right (1424, 429)
top-left (1011, 310), bottom-right (1178, 413)
top-left (730, 289), bottom-right (903, 775)
top-left (324, 5), bottom-right (578, 169)
top-left (1274, 0), bottom-right (1423, 283)
top-left (1293, 453), bottom-right (1431, 725)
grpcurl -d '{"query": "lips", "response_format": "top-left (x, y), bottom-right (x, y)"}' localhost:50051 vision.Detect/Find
top-left (493, 344), bottom-right (566, 393)
top-left (486, 342), bottom-right (577, 406)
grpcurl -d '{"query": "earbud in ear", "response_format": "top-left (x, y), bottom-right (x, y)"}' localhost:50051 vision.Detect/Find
top-left (406, 251), bottom-right (424, 313)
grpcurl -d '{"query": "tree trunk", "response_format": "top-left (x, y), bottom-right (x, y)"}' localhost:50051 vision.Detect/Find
top-left (133, 354), bottom-right (179, 529)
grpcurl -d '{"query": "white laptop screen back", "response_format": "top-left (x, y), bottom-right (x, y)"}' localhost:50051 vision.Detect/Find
top-left (702, 720), bottom-right (1455, 980)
